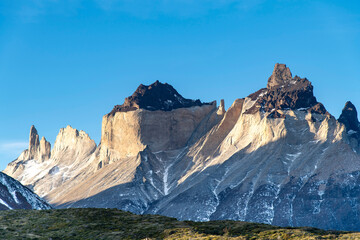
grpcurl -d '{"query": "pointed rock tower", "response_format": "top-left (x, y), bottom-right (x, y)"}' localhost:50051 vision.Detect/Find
top-left (267, 63), bottom-right (293, 89)
top-left (338, 101), bottom-right (360, 151)
top-left (28, 125), bottom-right (40, 158)
top-left (338, 101), bottom-right (360, 134)
top-left (217, 99), bottom-right (226, 115)
top-left (17, 125), bottom-right (51, 162)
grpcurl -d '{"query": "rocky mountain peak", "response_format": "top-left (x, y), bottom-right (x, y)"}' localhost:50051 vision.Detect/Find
top-left (17, 125), bottom-right (51, 162)
top-left (29, 125), bottom-right (40, 156)
top-left (267, 63), bottom-right (293, 89)
top-left (245, 63), bottom-right (324, 116)
top-left (54, 125), bottom-right (95, 148)
top-left (51, 125), bottom-right (96, 162)
top-left (108, 81), bottom-right (210, 115)
top-left (338, 101), bottom-right (360, 134)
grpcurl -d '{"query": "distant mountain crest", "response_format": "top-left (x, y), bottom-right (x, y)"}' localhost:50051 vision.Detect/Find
top-left (246, 63), bottom-right (325, 116)
top-left (108, 80), bottom-right (211, 115)
top-left (267, 63), bottom-right (293, 89)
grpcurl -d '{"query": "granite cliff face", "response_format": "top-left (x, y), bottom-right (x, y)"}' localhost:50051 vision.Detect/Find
top-left (99, 81), bottom-right (219, 166)
top-left (4, 65), bottom-right (360, 231)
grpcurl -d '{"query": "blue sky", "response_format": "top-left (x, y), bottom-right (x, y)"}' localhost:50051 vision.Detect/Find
top-left (0, 0), bottom-right (359, 170)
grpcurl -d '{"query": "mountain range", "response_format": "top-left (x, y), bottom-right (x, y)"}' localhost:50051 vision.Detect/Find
top-left (3, 63), bottom-right (360, 231)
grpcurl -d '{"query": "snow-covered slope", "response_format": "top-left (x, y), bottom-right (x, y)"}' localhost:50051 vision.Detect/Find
top-left (0, 172), bottom-right (51, 210)
top-left (4, 64), bottom-right (360, 231)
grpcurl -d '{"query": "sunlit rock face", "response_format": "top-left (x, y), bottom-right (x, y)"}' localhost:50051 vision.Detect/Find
top-left (4, 125), bottom-right (97, 200)
top-left (98, 80), bottom-right (219, 166)
top-left (99, 104), bottom-right (217, 166)
top-left (4, 81), bottom-right (222, 214)
top-left (4, 65), bottom-right (360, 231)
top-left (51, 125), bottom-right (97, 165)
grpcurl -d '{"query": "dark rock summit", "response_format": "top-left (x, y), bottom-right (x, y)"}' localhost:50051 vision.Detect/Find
top-left (339, 101), bottom-right (360, 153)
top-left (245, 63), bottom-right (326, 116)
top-left (339, 101), bottom-right (360, 135)
top-left (29, 125), bottom-right (40, 157)
top-left (109, 80), bottom-right (210, 115)
top-left (267, 63), bottom-right (293, 89)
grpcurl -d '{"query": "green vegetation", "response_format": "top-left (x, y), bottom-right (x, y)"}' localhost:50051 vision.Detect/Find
top-left (0, 208), bottom-right (358, 239)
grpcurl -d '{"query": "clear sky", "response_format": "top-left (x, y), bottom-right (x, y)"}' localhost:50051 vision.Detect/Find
top-left (0, 0), bottom-right (359, 170)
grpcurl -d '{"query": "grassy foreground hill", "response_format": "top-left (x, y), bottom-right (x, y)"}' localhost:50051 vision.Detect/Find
top-left (0, 208), bottom-right (358, 239)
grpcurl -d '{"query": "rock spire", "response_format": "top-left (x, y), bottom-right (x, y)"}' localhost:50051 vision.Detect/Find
top-left (18, 125), bottom-right (51, 162)
top-left (217, 99), bottom-right (226, 115)
top-left (267, 63), bottom-right (293, 89)
top-left (338, 101), bottom-right (360, 134)
top-left (28, 125), bottom-right (40, 159)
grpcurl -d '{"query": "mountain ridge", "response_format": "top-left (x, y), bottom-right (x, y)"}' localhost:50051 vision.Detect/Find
top-left (4, 63), bottom-right (360, 231)
top-left (108, 80), bottom-right (212, 115)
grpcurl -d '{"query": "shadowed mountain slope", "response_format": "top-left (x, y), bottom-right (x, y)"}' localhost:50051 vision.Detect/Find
top-left (0, 172), bottom-right (51, 210)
